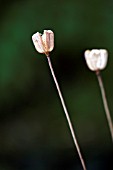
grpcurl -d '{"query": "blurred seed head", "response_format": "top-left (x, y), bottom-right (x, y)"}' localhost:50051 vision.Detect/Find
top-left (84, 49), bottom-right (108, 71)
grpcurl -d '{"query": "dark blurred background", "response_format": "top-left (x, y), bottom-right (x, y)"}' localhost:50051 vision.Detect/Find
top-left (0, 0), bottom-right (113, 169)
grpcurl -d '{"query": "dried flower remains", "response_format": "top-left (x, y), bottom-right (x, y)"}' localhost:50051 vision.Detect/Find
top-left (32, 30), bottom-right (54, 56)
top-left (84, 49), bottom-right (108, 71)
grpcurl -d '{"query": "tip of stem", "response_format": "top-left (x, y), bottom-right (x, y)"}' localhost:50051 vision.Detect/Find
top-left (45, 52), bottom-right (50, 57)
top-left (95, 70), bottom-right (100, 76)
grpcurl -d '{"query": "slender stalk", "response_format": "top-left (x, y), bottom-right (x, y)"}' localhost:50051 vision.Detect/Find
top-left (96, 70), bottom-right (113, 142)
top-left (47, 56), bottom-right (87, 170)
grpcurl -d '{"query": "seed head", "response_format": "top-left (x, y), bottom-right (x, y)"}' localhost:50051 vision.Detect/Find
top-left (84, 49), bottom-right (108, 71)
top-left (32, 30), bottom-right (54, 56)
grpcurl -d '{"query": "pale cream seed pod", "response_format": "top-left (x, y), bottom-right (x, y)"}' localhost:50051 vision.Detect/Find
top-left (84, 49), bottom-right (108, 71)
top-left (32, 30), bottom-right (54, 56)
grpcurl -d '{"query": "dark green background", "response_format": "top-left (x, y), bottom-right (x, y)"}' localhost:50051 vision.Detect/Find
top-left (0, 0), bottom-right (113, 169)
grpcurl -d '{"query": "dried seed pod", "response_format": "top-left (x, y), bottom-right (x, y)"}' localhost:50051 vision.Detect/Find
top-left (84, 49), bottom-right (108, 71)
top-left (32, 30), bottom-right (54, 56)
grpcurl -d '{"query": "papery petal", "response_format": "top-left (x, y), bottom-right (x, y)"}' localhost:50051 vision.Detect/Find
top-left (84, 50), bottom-right (96, 71)
top-left (97, 50), bottom-right (108, 70)
top-left (90, 50), bottom-right (100, 70)
top-left (47, 30), bottom-right (54, 52)
top-left (42, 30), bottom-right (54, 52)
top-left (32, 32), bottom-right (44, 53)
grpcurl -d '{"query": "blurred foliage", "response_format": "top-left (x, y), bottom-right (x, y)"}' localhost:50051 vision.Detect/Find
top-left (0, 0), bottom-right (113, 169)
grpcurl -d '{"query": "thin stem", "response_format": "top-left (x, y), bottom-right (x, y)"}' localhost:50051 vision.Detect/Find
top-left (96, 70), bottom-right (113, 142)
top-left (47, 56), bottom-right (87, 170)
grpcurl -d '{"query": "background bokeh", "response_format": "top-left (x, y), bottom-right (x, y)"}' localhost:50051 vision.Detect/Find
top-left (0, 0), bottom-right (113, 169)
